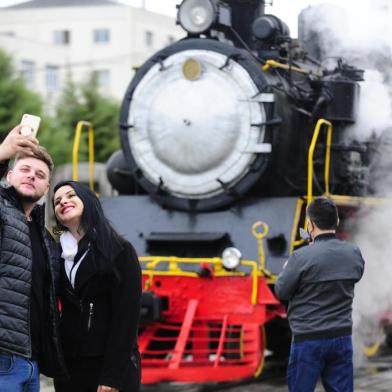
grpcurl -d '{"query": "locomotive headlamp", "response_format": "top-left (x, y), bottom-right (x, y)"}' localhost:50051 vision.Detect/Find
top-left (222, 247), bottom-right (242, 270)
top-left (178, 0), bottom-right (216, 34)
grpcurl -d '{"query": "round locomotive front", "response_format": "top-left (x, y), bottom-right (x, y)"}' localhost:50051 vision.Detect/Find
top-left (120, 39), bottom-right (282, 211)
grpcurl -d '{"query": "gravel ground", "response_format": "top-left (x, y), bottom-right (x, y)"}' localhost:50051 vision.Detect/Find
top-left (40, 372), bottom-right (392, 392)
top-left (40, 352), bottom-right (392, 392)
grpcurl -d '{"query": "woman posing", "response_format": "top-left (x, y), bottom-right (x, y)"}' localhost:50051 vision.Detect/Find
top-left (52, 181), bottom-right (142, 392)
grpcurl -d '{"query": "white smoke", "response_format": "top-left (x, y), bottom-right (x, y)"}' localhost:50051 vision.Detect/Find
top-left (351, 205), bottom-right (392, 364)
top-left (301, 1), bottom-right (392, 138)
top-left (350, 70), bottom-right (392, 140)
top-left (300, 0), bottom-right (392, 365)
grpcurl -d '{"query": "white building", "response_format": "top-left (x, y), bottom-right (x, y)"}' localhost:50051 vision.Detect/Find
top-left (0, 0), bottom-right (184, 108)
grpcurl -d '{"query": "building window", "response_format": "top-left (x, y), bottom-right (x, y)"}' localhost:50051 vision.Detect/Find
top-left (94, 70), bottom-right (110, 89)
top-left (45, 65), bottom-right (59, 93)
top-left (20, 60), bottom-right (35, 88)
top-left (145, 30), bottom-right (153, 47)
top-left (93, 28), bottom-right (110, 43)
top-left (54, 30), bottom-right (70, 45)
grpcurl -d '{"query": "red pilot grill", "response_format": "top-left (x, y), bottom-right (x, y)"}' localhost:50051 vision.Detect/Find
top-left (138, 258), bottom-right (285, 384)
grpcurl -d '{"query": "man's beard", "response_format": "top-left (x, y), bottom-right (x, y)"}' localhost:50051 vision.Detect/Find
top-left (14, 188), bottom-right (42, 204)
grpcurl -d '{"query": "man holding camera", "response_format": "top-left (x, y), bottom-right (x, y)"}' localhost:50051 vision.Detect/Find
top-left (0, 125), bottom-right (65, 391)
top-left (275, 197), bottom-right (365, 392)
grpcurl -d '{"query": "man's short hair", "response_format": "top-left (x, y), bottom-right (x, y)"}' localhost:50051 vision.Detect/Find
top-left (306, 197), bottom-right (339, 230)
top-left (14, 146), bottom-right (54, 175)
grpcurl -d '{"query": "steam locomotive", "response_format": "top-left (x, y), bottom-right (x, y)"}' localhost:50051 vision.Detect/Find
top-left (100, 0), bottom-right (374, 384)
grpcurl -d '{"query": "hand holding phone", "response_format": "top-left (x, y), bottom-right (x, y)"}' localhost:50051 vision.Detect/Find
top-left (0, 124), bottom-right (39, 162)
top-left (20, 114), bottom-right (41, 138)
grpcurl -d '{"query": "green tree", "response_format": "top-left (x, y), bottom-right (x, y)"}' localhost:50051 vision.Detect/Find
top-left (37, 117), bottom-right (74, 166)
top-left (55, 74), bottom-right (120, 163)
top-left (0, 49), bottom-right (44, 140)
top-left (0, 48), bottom-right (121, 166)
top-left (0, 49), bottom-right (70, 167)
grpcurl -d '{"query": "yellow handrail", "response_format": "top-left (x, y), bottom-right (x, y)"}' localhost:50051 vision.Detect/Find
top-left (139, 256), bottom-right (260, 305)
top-left (72, 121), bottom-right (95, 192)
top-left (289, 119), bottom-right (334, 249)
top-left (307, 118), bottom-right (333, 204)
top-left (290, 198), bottom-right (305, 251)
top-left (262, 59), bottom-right (321, 76)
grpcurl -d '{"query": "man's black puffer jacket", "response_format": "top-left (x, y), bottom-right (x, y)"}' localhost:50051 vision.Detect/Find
top-left (0, 183), bottom-right (66, 377)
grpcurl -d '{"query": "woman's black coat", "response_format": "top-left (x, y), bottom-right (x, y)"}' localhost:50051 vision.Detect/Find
top-left (58, 236), bottom-right (142, 389)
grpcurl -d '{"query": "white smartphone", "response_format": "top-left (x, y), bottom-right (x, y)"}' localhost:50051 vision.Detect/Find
top-left (20, 114), bottom-right (41, 138)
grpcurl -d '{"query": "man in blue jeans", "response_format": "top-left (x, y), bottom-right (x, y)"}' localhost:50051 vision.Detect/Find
top-left (275, 197), bottom-right (365, 392)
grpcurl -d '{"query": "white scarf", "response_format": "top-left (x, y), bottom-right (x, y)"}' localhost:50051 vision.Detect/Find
top-left (60, 231), bottom-right (89, 288)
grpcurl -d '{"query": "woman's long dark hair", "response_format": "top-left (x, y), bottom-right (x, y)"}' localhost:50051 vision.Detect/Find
top-left (53, 181), bottom-right (123, 263)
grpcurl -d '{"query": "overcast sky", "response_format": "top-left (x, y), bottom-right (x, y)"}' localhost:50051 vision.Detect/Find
top-left (0, 0), bottom-right (354, 37)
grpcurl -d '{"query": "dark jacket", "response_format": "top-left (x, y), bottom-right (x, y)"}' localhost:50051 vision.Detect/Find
top-left (58, 235), bottom-right (142, 390)
top-left (275, 233), bottom-right (364, 341)
top-left (0, 183), bottom-right (65, 377)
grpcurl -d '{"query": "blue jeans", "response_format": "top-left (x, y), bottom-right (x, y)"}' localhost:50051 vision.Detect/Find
top-left (0, 353), bottom-right (39, 392)
top-left (287, 335), bottom-right (353, 392)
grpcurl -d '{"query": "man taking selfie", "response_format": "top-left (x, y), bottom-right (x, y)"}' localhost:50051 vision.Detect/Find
top-left (0, 125), bottom-right (65, 391)
top-left (275, 197), bottom-right (365, 392)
